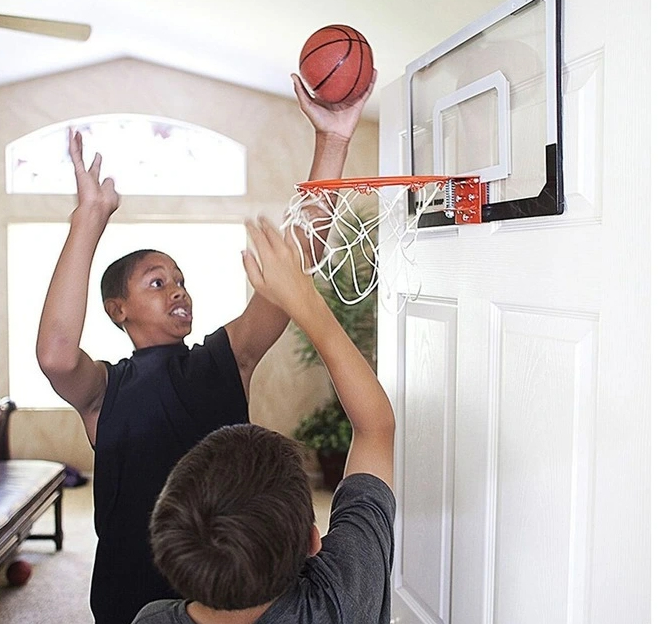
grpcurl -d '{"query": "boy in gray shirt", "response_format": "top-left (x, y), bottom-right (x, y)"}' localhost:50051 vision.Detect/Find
top-left (132, 217), bottom-right (396, 623)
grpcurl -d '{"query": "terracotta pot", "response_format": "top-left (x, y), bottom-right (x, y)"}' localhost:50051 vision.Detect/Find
top-left (317, 450), bottom-right (348, 491)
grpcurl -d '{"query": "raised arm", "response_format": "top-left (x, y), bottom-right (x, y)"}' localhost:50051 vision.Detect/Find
top-left (226, 72), bottom-right (377, 396)
top-left (242, 217), bottom-right (394, 489)
top-left (294, 70), bottom-right (376, 181)
top-left (36, 130), bottom-right (120, 441)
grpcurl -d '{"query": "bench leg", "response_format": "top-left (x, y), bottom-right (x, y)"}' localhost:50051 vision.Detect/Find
top-left (54, 486), bottom-right (63, 550)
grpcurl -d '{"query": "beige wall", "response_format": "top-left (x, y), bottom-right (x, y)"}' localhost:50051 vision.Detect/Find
top-left (0, 58), bottom-right (378, 473)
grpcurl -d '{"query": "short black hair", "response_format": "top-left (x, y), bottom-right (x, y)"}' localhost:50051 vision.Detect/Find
top-left (100, 249), bottom-right (161, 302)
top-left (149, 424), bottom-right (315, 610)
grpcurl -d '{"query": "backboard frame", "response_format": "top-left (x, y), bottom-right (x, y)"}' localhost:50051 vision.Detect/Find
top-left (405, 0), bottom-right (563, 227)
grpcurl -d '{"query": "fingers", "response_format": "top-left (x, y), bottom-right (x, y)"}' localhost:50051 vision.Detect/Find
top-left (244, 217), bottom-right (318, 317)
top-left (245, 217), bottom-right (266, 250)
top-left (246, 216), bottom-right (285, 254)
top-left (360, 68), bottom-right (377, 102)
top-left (244, 219), bottom-right (282, 298)
top-left (246, 216), bottom-right (307, 276)
top-left (291, 73), bottom-right (320, 116)
top-left (89, 152), bottom-right (102, 179)
top-left (68, 129), bottom-right (85, 172)
top-left (291, 73), bottom-right (310, 99)
top-left (68, 129), bottom-right (106, 181)
top-left (100, 177), bottom-right (115, 192)
top-left (100, 178), bottom-right (121, 207)
top-left (68, 128), bottom-right (120, 212)
top-left (282, 226), bottom-right (312, 268)
top-left (258, 216), bottom-right (284, 246)
top-left (241, 249), bottom-right (263, 290)
top-left (244, 218), bottom-right (269, 272)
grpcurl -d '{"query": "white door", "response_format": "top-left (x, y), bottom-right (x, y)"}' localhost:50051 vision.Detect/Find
top-left (378, 0), bottom-right (650, 623)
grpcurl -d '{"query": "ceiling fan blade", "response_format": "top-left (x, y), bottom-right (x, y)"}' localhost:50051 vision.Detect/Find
top-left (0, 14), bottom-right (91, 41)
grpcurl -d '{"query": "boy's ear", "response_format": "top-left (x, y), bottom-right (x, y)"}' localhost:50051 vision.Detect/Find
top-left (308, 525), bottom-right (322, 557)
top-left (104, 298), bottom-right (126, 325)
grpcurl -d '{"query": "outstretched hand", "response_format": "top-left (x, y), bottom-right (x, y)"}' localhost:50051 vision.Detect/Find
top-left (242, 217), bottom-right (321, 317)
top-left (69, 128), bottom-right (121, 220)
top-left (291, 69), bottom-right (377, 142)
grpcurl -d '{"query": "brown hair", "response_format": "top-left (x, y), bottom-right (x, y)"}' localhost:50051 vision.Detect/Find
top-left (149, 424), bottom-right (315, 610)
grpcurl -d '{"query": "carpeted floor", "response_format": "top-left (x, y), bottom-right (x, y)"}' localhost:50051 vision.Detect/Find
top-left (0, 478), bottom-right (333, 624)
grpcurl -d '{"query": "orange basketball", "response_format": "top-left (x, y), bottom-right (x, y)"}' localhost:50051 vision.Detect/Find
top-left (299, 25), bottom-right (374, 105)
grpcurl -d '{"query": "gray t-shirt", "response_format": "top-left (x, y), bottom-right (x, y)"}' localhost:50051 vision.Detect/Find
top-left (131, 473), bottom-right (395, 623)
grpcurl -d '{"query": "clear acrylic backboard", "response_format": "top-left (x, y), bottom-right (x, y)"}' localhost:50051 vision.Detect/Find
top-left (406, 0), bottom-right (563, 226)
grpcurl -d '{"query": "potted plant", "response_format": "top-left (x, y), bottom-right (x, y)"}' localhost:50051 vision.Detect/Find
top-left (292, 206), bottom-right (377, 490)
top-left (292, 397), bottom-right (352, 491)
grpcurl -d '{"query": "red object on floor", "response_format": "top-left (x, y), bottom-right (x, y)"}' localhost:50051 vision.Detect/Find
top-left (6, 560), bottom-right (32, 586)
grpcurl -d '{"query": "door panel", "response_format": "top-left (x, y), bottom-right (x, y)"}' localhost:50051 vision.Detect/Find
top-left (379, 0), bottom-right (650, 622)
top-left (488, 306), bottom-right (597, 624)
top-left (393, 300), bottom-right (457, 624)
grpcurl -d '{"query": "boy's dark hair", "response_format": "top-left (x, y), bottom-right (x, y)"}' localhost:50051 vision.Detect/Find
top-left (100, 249), bottom-right (161, 302)
top-left (149, 424), bottom-right (316, 610)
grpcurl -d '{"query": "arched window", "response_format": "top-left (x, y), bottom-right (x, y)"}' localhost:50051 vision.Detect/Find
top-left (5, 115), bottom-right (248, 408)
top-left (6, 114), bottom-right (246, 196)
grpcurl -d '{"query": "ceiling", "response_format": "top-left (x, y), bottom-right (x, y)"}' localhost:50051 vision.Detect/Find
top-left (0, 0), bottom-right (500, 120)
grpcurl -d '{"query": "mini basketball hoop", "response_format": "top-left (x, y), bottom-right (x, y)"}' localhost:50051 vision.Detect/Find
top-left (281, 174), bottom-right (482, 306)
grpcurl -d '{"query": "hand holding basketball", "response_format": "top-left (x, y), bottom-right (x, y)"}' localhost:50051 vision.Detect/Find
top-left (299, 25), bottom-right (374, 106)
top-left (292, 69), bottom-right (375, 143)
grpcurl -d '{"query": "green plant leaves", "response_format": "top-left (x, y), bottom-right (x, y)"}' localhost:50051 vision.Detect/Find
top-left (292, 398), bottom-right (352, 453)
top-left (292, 205), bottom-right (377, 454)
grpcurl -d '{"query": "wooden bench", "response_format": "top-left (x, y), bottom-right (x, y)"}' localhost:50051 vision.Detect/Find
top-left (0, 397), bottom-right (66, 567)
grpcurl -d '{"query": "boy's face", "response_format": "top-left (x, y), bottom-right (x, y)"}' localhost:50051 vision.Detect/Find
top-left (107, 252), bottom-right (193, 349)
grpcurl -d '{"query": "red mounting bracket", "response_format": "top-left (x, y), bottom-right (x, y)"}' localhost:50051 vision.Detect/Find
top-left (451, 177), bottom-right (484, 224)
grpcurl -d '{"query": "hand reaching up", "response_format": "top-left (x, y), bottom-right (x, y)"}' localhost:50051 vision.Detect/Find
top-left (68, 128), bottom-right (121, 224)
top-left (242, 217), bottom-right (322, 318)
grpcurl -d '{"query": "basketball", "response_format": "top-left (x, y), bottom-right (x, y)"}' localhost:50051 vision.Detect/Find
top-left (6, 560), bottom-right (32, 586)
top-left (299, 25), bottom-right (373, 105)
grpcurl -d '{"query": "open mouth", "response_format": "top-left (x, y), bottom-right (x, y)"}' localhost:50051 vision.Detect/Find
top-left (170, 306), bottom-right (192, 321)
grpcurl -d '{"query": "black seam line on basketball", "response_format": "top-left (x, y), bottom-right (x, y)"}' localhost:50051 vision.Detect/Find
top-left (335, 41), bottom-right (368, 102)
top-left (299, 37), bottom-right (365, 64)
top-left (332, 25), bottom-right (363, 43)
top-left (299, 25), bottom-right (365, 63)
top-left (320, 25), bottom-right (368, 102)
top-left (306, 40), bottom-right (366, 99)
top-left (344, 41), bottom-right (368, 101)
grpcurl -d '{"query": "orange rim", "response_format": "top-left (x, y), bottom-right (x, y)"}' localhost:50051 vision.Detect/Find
top-left (296, 174), bottom-right (480, 193)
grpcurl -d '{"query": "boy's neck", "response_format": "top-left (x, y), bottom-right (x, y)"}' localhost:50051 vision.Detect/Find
top-left (186, 600), bottom-right (274, 624)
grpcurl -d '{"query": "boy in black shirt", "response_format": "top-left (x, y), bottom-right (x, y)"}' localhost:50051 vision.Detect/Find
top-left (36, 73), bottom-right (375, 624)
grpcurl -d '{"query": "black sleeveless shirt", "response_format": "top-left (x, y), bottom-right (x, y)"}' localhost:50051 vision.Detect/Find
top-left (90, 327), bottom-right (248, 624)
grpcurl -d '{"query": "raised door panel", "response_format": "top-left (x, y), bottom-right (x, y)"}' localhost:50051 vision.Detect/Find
top-left (392, 299), bottom-right (457, 624)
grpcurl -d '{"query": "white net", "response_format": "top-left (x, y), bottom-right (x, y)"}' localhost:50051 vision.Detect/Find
top-left (280, 178), bottom-right (446, 307)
